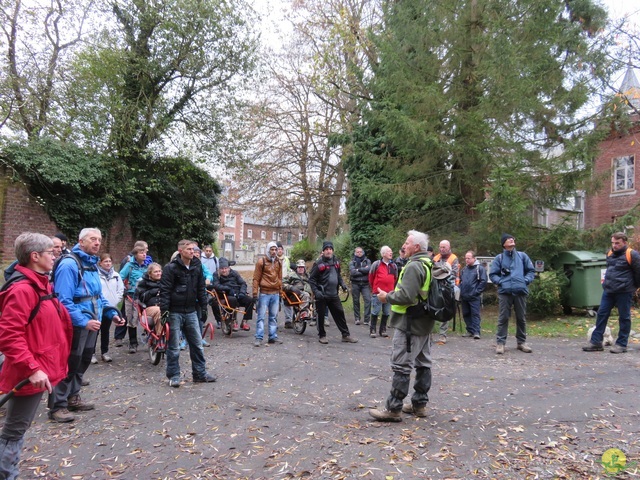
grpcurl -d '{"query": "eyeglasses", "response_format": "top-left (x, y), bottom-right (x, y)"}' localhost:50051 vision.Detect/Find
top-left (39, 250), bottom-right (55, 256)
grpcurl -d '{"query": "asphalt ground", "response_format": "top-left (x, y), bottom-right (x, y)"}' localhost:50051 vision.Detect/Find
top-left (5, 313), bottom-right (640, 479)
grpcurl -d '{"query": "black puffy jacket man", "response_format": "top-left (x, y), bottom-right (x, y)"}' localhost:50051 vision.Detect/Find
top-left (213, 257), bottom-right (254, 331)
top-left (159, 239), bottom-right (216, 388)
top-left (583, 232), bottom-right (640, 354)
top-left (309, 241), bottom-right (358, 345)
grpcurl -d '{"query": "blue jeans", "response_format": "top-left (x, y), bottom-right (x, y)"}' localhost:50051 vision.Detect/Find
top-left (166, 311), bottom-right (206, 380)
top-left (371, 295), bottom-right (390, 317)
top-left (256, 293), bottom-right (279, 341)
top-left (591, 290), bottom-right (632, 348)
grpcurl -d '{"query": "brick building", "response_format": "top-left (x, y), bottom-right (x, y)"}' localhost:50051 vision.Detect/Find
top-left (585, 66), bottom-right (640, 229)
top-left (216, 207), bottom-right (306, 263)
top-left (0, 165), bottom-right (135, 268)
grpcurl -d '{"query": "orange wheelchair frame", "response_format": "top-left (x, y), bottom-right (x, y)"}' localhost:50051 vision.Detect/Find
top-left (280, 290), bottom-right (316, 335)
top-left (208, 290), bottom-right (248, 337)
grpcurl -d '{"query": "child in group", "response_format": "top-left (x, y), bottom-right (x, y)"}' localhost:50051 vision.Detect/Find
top-left (135, 263), bottom-right (163, 337)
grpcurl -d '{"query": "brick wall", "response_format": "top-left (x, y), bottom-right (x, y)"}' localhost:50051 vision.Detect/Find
top-left (1, 168), bottom-right (136, 268)
top-left (585, 126), bottom-right (640, 229)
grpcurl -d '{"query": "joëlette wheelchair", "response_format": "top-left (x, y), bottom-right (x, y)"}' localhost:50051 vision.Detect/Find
top-left (135, 301), bottom-right (170, 365)
top-left (208, 289), bottom-right (252, 337)
top-left (280, 289), bottom-right (317, 335)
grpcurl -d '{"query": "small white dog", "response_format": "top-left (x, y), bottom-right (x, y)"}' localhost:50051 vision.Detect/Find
top-left (587, 326), bottom-right (614, 346)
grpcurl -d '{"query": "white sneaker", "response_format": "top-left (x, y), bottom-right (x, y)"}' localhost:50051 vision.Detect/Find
top-left (90, 354), bottom-right (98, 364)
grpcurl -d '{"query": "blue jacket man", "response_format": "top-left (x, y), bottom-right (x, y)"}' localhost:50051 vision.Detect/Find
top-left (49, 228), bottom-right (123, 423)
top-left (489, 234), bottom-right (535, 355)
top-left (583, 232), bottom-right (640, 353)
top-left (459, 251), bottom-right (487, 339)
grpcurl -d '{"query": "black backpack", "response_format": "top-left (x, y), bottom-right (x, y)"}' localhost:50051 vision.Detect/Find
top-left (0, 271), bottom-right (58, 325)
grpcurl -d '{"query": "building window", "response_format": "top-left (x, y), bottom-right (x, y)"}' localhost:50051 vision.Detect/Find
top-left (247, 229), bottom-right (252, 239)
top-left (224, 214), bottom-right (236, 227)
top-left (224, 234), bottom-right (235, 241)
top-left (299, 233), bottom-right (304, 242)
top-left (261, 231), bottom-right (266, 240)
top-left (613, 155), bottom-right (634, 192)
top-left (272, 231), bottom-right (277, 240)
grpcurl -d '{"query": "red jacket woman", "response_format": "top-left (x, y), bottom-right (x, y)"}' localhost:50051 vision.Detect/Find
top-left (0, 233), bottom-right (72, 479)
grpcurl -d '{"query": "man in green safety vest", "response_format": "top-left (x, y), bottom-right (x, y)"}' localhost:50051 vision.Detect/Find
top-left (369, 229), bottom-right (435, 422)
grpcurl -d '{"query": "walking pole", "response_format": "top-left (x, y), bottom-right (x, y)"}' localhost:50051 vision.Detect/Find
top-left (0, 379), bottom-right (30, 408)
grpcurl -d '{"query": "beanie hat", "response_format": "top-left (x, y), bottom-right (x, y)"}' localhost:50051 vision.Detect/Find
top-left (54, 233), bottom-right (68, 242)
top-left (427, 246), bottom-right (434, 252)
top-left (322, 241), bottom-right (334, 251)
top-left (276, 241), bottom-right (283, 248)
top-left (267, 241), bottom-right (278, 251)
top-left (501, 233), bottom-right (515, 247)
top-left (218, 257), bottom-right (229, 268)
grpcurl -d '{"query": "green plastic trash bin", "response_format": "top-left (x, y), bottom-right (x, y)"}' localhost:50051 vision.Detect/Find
top-left (552, 251), bottom-right (607, 316)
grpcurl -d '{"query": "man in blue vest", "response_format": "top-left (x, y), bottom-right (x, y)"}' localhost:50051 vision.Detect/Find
top-left (369, 230), bottom-right (434, 422)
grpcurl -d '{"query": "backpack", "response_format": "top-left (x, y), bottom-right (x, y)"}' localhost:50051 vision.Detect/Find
top-left (420, 260), bottom-right (456, 323)
top-left (0, 271), bottom-right (57, 325)
top-left (50, 252), bottom-right (96, 286)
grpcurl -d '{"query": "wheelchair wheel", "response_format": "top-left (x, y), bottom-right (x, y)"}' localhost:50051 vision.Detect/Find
top-left (293, 317), bottom-right (306, 335)
top-left (221, 317), bottom-right (233, 336)
top-left (149, 344), bottom-right (163, 365)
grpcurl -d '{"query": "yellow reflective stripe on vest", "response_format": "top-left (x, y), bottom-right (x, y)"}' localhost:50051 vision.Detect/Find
top-left (391, 257), bottom-right (432, 314)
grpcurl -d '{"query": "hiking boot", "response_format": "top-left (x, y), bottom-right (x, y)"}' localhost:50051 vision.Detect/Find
top-left (81, 379), bottom-right (90, 386)
top-left (370, 331), bottom-right (377, 338)
top-left (68, 395), bottom-right (95, 412)
top-left (369, 408), bottom-right (402, 422)
top-left (169, 377), bottom-right (181, 388)
top-left (91, 354), bottom-right (98, 364)
top-left (582, 342), bottom-right (604, 352)
top-left (364, 319), bottom-right (370, 326)
top-left (496, 344), bottom-right (505, 355)
top-left (517, 343), bottom-right (532, 353)
top-left (380, 330), bottom-right (389, 338)
top-left (319, 336), bottom-right (328, 344)
top-left (473, 334), bottom-right (480, 340)
top-left (129, 344), bottom-right (137, 354)
top-left (114, 339), bottom-right (124, 347)
top-left (284, 322), bottom-right (293, 329)
top-left (461, 332), bottom-right (473, 338)
top-left (201, 339), bottom-right (211, 347)
top-left (610, 344), bottom-right (628, 354)
top-left (101, 353), bottom-right (113, 362)
top-left (355, 320), bottom-right (361, 325)
top-left (193, 373), bottom-right (217, 383)
top-left (308, 320), bottom-right (317, 326)
top-left (268, 338), bottom-right (283, 344)
top-left (437, 335), bottom-right (447, 345)
top-left (401, 403), bottom-right (427, 417)
top-left (342, 336), bottom-right (358, 343)
top-left (49, 408), bottom-right (75, 423)
top-left (254, 339), bottom-right (262, 347)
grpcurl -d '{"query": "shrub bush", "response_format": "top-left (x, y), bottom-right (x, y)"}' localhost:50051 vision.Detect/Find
top-left (527, 270), bottom-right (568, 315)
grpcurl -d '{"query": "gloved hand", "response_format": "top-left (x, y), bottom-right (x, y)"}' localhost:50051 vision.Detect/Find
top-left (291, 287), bottom-right (302, 295)
top-left (341, 285), bottom-right (348, 293)
top-left (314, 291), bottom-right (324, 301)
